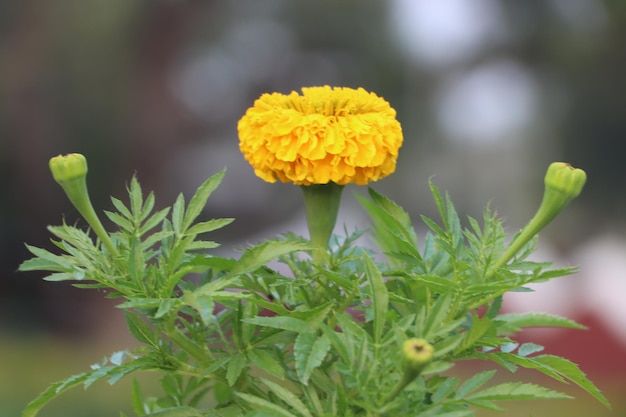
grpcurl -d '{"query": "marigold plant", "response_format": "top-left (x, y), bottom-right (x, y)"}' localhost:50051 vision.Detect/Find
top-left (18, 88), bottom-right (610, 417)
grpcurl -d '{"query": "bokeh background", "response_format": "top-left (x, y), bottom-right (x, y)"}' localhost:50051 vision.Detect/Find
top-left (1, 0), bottom-right (625, 416)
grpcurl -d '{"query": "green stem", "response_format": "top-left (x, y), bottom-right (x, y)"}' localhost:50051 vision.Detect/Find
top-left (60, 176), bottom-right (119, 256)
top-left (300, 183), bottom-right (344, 264)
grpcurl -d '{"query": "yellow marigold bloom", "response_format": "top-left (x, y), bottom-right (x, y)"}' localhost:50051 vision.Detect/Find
top-left (237, 86), bottom-right (403, 185)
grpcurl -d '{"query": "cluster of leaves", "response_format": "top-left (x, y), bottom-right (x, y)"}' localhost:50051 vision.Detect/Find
top-left (19, 172), bottom-right (609, 417)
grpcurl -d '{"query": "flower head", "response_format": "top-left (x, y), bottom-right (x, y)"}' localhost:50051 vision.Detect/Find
top-left (238, 86), bottom-right (403, 185)
top-left (402, 338), bottom-right (434, 375)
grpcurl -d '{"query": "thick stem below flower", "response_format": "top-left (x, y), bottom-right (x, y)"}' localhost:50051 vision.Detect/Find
top-left (300, 183), bottom-right (344, 264)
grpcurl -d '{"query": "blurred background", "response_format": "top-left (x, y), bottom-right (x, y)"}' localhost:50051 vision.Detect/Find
top-left (1, 0), bottom-right (625, 415)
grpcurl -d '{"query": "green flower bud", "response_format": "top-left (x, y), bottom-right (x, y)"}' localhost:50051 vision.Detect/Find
top-left (492, 162), bottom-right (586, 272)
top-left (544, 162), bottom-right (587, 201)
top-left (402, 338), bottom-right (434, 375)
top-left (49, 153), bottom-right (88, 184)
top-left (385, 338), bottom-right (435, 405)
top-left (49, 154), bottom-right (118, 256)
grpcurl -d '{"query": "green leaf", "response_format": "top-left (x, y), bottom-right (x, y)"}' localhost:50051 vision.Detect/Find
top-left (518, 343), bottom-right (544, 357)
top-left (455, 370), bottom-right (496, 399)
top-left (131, 378), bottom-right (145, 416)
top-left (22, 372), bottom-right (91, 417)
top-left (235, 392), bottom-right (299, 417)
top-left (242, 316), bottom-right (314, 334)
top-left (124, 312), bottom-right (158, 347)
top-left (182, 169), bottom-right (226, 232)
top-left (129, 175), bottom-right (144, 220)
top-left (364, 254), bottom-right (388, 343)
top-left (467, 382), bottom-right (572, 402)
top-left (262, 379), bottom-right (314, 417)
top-left (357, 189), bottom-right (421, 266)
top-left (455, 315), bottom-right (495, 354)
top-left (294, 333), bottom-right (331, 385)
top-left (143, 406), bottom-right (204, 417)
top-left (497, 312), bottom-right (586, 332)
top-left (111, 196), bottom-right (133, 220)
top-left (104, 211), bottom-right (134, 232)
top-left (182, 291), bottom-right (215, 326)
top-left (140, 207), bottom-right (171, 236)
top-left (319, 324), bottom-right (350, 363)
top-left (533, 355), bottom-right (611, 408)
top-left (171, 193), bottom-right (185, 237)
top-left (226, 353), bottom-right (247, 386)
top-left (229, 240), bottom-right (312, 278)
top-left (432, 377), bottom-right (459, 402)
top-left (247, 349), bottom-right (285, 380)
top-left (420, 293), bottom-right (454, 339)
top-left (185, 218), bottom-right (234, 237)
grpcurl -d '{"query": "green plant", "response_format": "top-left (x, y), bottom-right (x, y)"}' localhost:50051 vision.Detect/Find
top-left (19, 153), bottom-right (609, 416)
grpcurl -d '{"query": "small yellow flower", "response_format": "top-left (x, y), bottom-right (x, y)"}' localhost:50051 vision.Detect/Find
top-left (238, 86), bottom-right (403, 185)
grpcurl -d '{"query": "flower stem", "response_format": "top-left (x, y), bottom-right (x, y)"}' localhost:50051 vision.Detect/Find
top-left (491, 162), bottom-right (586, 272)
top-left (300, 183), bottom-right (344, 264)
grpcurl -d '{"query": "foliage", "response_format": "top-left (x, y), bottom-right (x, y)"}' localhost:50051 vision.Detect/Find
top-left (19, 171), bottom-right (609, 416)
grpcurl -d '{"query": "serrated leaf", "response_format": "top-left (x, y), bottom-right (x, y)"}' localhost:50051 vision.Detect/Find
top-left (111, 196), bottom-right (133, 220)
top-left (171, 194), bottom-right (185, 237)
top-left (22, 245), bottom-right (74, 270)
top-left (262, 379), bottom-right (313, 417)
top-left (185, 218), bottom-right (234, 237)
top-left (467, 381), bottom-right (572, 401)
top-left (124, 312), bottom-right (158, 347)
top-left (319, 324), bottom-right (350, 363)
top-left (247, 349), bottom-right (285, 380)
top-left (129, 175), bottom-right (144, 220)
top-left (131, 378), bottom-right (144, 416)
top-left (228, 240), bottom-right (312, 278)
top-left (242, 316), bottom-right (314, 334)
top-left (21, 372), bottom-right (91, 417)
top-left (140, 207), bottom-right (171, 235)
top-left (294, 333), bottom-right (331, 385)
top-left (497, 312), bottom-right (586, 332)
top-left (143, 406), bottom-right (204, 417)
top-left (421, 293), bottom-right (453, 339)
top-left (104, 211), bottom-right (134, 232)
top-left (235, 392), bottom-right (298, 417)
top-left (456, 315), bottom-right (495, 353)
top-left (518, 343), bottom-right (544, 357)
top-left (533, 355), bottom-right (611, 408)
top-left (155, 298), bottom-right (179, 319)
top-left (364, 254), bottom-right (388, 343)
top-left (182, 169), bottom-right (225, 232)
top-left (455, 370), bottom-right (497, 399)
top-left (226, 353), bottom-right (247, 386)
top-left (432, 377), bottom-right (459, 402)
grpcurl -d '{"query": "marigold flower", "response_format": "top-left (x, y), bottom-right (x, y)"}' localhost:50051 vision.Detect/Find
top-left (237, 86), bottom-right (403, 186)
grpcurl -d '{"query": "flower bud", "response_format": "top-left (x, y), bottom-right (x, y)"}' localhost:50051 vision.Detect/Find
top-left (402, 338), bottom-right (434, 375)
top-left (544, 162), bottom-right (586, 201)
top-left (49, 153), bottom-right (88, 184)
top-left (49, 153), bottom-right (118, 256)
top-left (385, 338), bottom-right (435, 404)
top-left (492, 162), bottom-right (586, 272)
